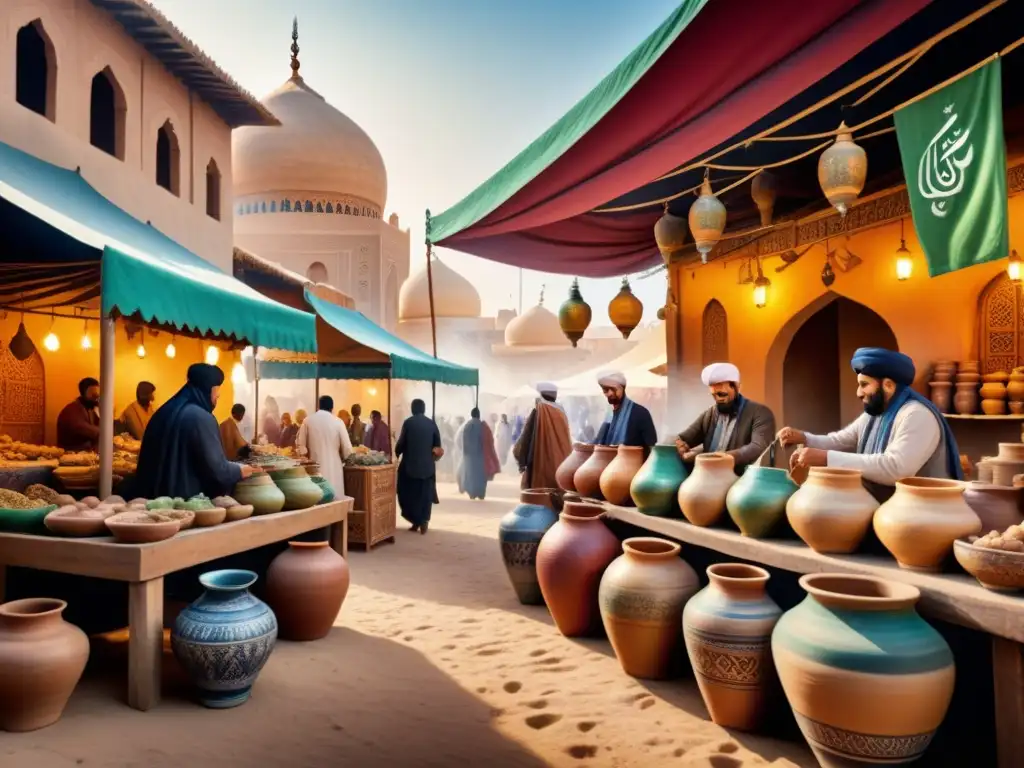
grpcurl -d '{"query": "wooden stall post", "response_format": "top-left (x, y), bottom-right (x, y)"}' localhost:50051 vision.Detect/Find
top-left (387, 378), bottom-right (392, 450)
top-left (314, 362), bottom-right (320, 404)
top-left (426, 209), bottom-right (438, 421)
top-left (99, 315), bottom-right (116, 499)
top-left (253, 346), bottom-right (260, 442)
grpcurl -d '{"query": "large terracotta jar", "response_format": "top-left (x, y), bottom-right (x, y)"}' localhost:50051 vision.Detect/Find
top-left (599, 445), bottom-right (645, 506)
top-left (954, 382), bottom-right (978, 415)
top-left (678, 452), bottom-right (736, 526)
top-left (683, 564), bottom-right (781, 731)
top-left (536, 502), bottom-right (620, 637)
top-left (270, 467), bottom-right (325, 510)
top-left (498, 490), bottom-right (560, 605)
top-left (786, 467), bottom-right (879, 553)
top-left (556, 443), bottom-right (593, 492)
top-left (725, 465), bottom-right (798, 538)
top-left (0, 598), bottom-right (89, 732)
top-left (574, 445), bottom-right (617, 500)
top-left (962, 482), bottom-right (1024, 532)
top-left (265, 541), bottom-right (351, 641)
top-left (928, 381), bottom-right (953, 413)
top-left (873, 478), bottom-right (981, 571)
top-left (233, 473), bottom-right (287, 515)
top-left (979, 381), bottom-right (1007, 400)
top-left (598, 538), bottom-right (699, 679)
top-left (630, 444), bottom-right (688, 517)
top-left (773, 574), bottom-right (954, 767)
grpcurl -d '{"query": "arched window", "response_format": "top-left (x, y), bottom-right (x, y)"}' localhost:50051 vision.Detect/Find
top-left (15, 20), bottom-right (56, 121)
top-left (155, 120), bottom-right (180, 196)
top-left (306, 262), bottom-right (329, 284)
top-left (89, 67), bottom-right (126, 159)
top-left (205, 159), bottom-right (221, 220)
top-left (701, 299), bottom-right (729, 366)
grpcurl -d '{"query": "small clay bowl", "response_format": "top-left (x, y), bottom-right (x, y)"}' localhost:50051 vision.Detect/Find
top-left (105, 512), bottom-right (179, 544)
top-left (44, 506), bottom-right (112, 537)
top-left (158, 509), bottom-right (196, 530)
top-left (192, 507), bottom-right (227, 527)
top-left (954, 538), bottom-right (1024, 592)
top-left (225, 504), bottom-right (254, 522)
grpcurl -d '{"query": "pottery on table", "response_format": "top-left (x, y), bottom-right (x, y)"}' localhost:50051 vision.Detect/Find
top-left (980, 382), bottom-right (1007, 400)
top-left (978, 458), bottom-right (995, 484)
top-left (982, 398), bottom-right (1007, 416)
top-left (270, 467), bottom-right (325, 510)
top-left (266, 541), bottom-right (350, 641)
top-left (104, 512), bottom-right (179, 543)
top-left (536, 502), bottom-right (620, 637)
top-left (233, 473), bottom-right (287, 515)
top-left (873, 478), bottom-right (981, 571)
top-left (983, 370), bottom-right (1010, 383)
top-left (998, 442), bottom-right (1024, 462)
top-left (1011, 402), bottom-right (1024, 415)
top-left (1008, 372), bottom-right (1024, 402)
top-left (961, 483), bottom-right (1024, 532)
top-left (630, 444), bottom-right (688, 517)
top-left (0, 598), bottom-right (89, 732)
top-left (498, 489), bottom-right (560, 605)
top-left (683, 564), bottom-right (781, 731)
top-left (44, 506), bottom-right (113, 537)
top-left (171, 569), bottom-right (277, 708)
top-left (310, 476), bottom-right (335, 504)
top-left (990, 458), bottom-right (1024, 487)
top-left (930, 370), bottom-right (954, 384)
top-left (953, 538), bottom-right (1024, 592)
top-left (574, 446), bottom-right (617, 500)
top-left (598, 538), bottom-right (698, 679)
top-left (225, 504), bottom-right (255, 522)
top-left (678, 452), bottom-right (736, 526)
top-left (556, 443), bottom-right (593, 492)
top-left (599, 445), bottom-right (645, 506)
top-left (772, 574), bottom-right (954, 767)
top-left (928, 381), bottom-right (953, 412)
top-left (954, 382), bottom-right (979, 414)
top-left (726, 464), bottom-right (798, 538)
top-left (786, 467), bottom-right (879, 553)
top-left (192, 507), bottom-right (227, 527)
top-left (0, 504), bottom-right (58, 535)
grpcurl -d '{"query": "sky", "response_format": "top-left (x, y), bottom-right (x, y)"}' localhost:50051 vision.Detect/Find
top-left (149, 0), bottom-right (681, 320)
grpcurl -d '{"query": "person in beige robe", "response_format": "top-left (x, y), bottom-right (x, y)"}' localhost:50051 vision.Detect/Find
top-left (513, 382), bottom-right (572, 490)
top-left (120, 381), bottom-right (156, 440)
top-left (219, 403), bottom-right (249, 460)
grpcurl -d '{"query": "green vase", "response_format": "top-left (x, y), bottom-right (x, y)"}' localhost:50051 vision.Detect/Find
top-left (311, 476), bottom-right (335, 504)
top-left (629, 445), bottom-right (687, 517)
top-left (725, 466), bottom-right (798, 538)
top-left (272, 475), bottom-right (325, 511)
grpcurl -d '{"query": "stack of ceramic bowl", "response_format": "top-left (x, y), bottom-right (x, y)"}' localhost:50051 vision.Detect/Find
top-left (954, 361), bottom-right (981, 415)
top-left (929, 361), bottom-right (956, 414)
top-left (985, 443), bottom-right (1024, 487)
top-left (980, 370), bottom-right (1009, 415)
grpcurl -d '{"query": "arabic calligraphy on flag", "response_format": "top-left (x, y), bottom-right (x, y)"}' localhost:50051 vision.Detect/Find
top-left (895, 59), bottom-right (1008, 277)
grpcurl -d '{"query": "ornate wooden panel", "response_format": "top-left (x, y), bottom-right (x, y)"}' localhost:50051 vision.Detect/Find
top-left (343, 464), bottom-right (397, 550)
top-left (978, 273), bottom-right (1023, 374)
top-left (702, 299), bottom-right (729, 366)
top-left (0, 343), bottom-right (45, 443)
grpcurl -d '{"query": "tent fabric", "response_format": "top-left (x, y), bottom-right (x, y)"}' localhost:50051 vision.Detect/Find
top-left (552, 324), bottom-right (667, 394)
top-left (0, 140), bottom-right (316, 352)
top-left (431, 0), bottom-right (932, 277)
top-left (258, 361), bottom-right (393, 381)
top-left (304, 290), bottom-right (479, 387)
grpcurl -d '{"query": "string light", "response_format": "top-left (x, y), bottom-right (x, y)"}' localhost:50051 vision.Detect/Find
top-left (895, 219), bottom-right (913, 281)
top-left (43, 313), bottom-right (59, 352)
top-left (80, 317), bottom-right (92, 350)
top-left (165, 339), bottom-right (177, 358)
top-left (231, 362), bottom-right (246, 386)
top-left (205, 345), bottom-right (219, 366)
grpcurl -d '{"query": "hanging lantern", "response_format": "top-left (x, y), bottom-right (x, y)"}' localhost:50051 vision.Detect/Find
top-left (1009, 250), bottom-right (1022, 282)
top-left (42, 315), bottom-right (59, 352)
top-left (753, 260), bottom-right (771, 309)
top-left (80, 318), bottom-right (92, 350)
top-left (136, 343), bottom-right (146, 359)
top-left (231, 362), bottom-right (246, 386)
top-left (165, 341), bottom-right (177, 358)
top-left (9, 319), bottom-right (35, 361)
top-left (205, 345), bottom-right (220, 366)
top-left (654, 203), bottom-right (687, 265)
top-left (688, 176), bottom-right (727, 263)
top-left (608, 278), bottom-right (643, 339)
top-left (558, 279), bottom-right (592, 347)
top-left (750, 171), bottom-right (777, 226)
top-left (818, 122), bottom-right (867, 217)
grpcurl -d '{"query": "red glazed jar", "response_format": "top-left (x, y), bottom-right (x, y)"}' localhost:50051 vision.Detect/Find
top-left (265, 541), bottom-right (351, 641)
top-left (555, 443), bottom-right (593, 492)
top-left (574, 445), bottom-right (617, 499)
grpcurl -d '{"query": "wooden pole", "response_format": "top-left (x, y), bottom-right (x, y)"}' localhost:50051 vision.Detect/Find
top-left (426, 209), bottom-right (438, 420)
top-left (314, 362), bottom-right (320, 404)
top-left (98, 314), bottom-right (115, 498)
top-left (253, 345), bottom-right (260, 443)
top-left (387, 377), bottom-right (392, 458)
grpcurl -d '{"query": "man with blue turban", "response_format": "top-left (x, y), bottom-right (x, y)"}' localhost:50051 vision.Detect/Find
top-left (778, 347), bottom-right (963, 501)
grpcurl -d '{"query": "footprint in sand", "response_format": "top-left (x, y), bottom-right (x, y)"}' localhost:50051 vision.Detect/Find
top-left (460, 618), bottom-right (482, 624)
top-left (709, 757), bottom-right (742, 768)
top-left (644, 737), bottom-right (673, 747)
top-left (529, 649), bottom-right (548, 657)
top-left (525, 713), bottom-right (562, 730)
top-left (477, 648), bottom-right (504, 657)
top-left (623, 692), bottom-right (651, 705)
top-left (542, 689), bottom-right (558, 696)
top-left (441, 644), bottom-right (457, 651)
top-left (476, 687), bottom-right (488, 694)
top-left (566, 745), bottom-right (598, 759)
top-left (468, 640), bottom-right (504, 651)
top-left (534, 656), bottom-right (563, 665)
top-left (454, 633), bottom-right (471, 639)
top-left (503, 681), bottom-right (522, 693)
top-left (523, 699), bottom-right (548, 710)
top-left (403, 635), bottom-right (414, 642)
top-left (638, 698), bottom-right (656, 710)
top-left (672, 747), bottom-right (687, 758)
top-left (717, 743), bottom-right (739, 754)
top-left (538, 665), bottom-right (578, 673)
top-left (415, 625), bottom-right (434, 631)
top-left (402, 603), bottom-right (415, 609)
top-left (576, 721), bottom-right (597, 733)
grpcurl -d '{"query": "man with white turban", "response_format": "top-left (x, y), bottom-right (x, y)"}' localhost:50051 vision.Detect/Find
top-left (513, 381), bottom-right (572, 490)
top-left (675, 362), bottom-right (776, 474)
top-left (594, 372), bottom-right (658, 456)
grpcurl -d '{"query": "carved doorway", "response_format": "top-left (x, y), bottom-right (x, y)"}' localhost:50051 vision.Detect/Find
top-left (701, 299), bottom-right (729, 365)
top-left (0, 342), bottom-right (45, 443)
top-left (978, 273), bottom-right (1024, 373)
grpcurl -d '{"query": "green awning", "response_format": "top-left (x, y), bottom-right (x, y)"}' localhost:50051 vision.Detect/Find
top-left (258, 361), bottom-right (392, 381)
top-left (0, 140), bottom-right (316, 352)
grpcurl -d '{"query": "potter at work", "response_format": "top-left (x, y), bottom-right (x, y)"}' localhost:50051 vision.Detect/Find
top-left (675, 363), bottom-right (776, 475)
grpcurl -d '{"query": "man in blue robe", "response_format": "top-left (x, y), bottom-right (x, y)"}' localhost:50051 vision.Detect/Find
top-left (594, 372), bottom-right (658, 457)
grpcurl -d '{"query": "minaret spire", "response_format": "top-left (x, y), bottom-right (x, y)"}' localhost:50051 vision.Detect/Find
top-left (290, 17), bottom-right (301, 80)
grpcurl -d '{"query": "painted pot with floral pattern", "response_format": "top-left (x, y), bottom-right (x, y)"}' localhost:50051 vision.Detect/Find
top-left (574, 446), bottom-right (617, 500)
top-left (498, 490), bottom-right (560, 605)
top-left (726, 465), bottom-right (799, 538)
top-left (556, 443), bottom-right (593, 492)
top-left (677, 452), bottom-right (736, 526)
top-left (772, 574), bottom-right (954, 767)
top-left (630, 444), bottom-right (688, 517)
top-left (599, 445), bottom-right (645, 506)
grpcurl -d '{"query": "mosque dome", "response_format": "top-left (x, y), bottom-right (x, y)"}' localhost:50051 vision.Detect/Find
top-left (399, 257), bottom-right (482, 321)
top-left (504, 300), bottom-right (570, 348)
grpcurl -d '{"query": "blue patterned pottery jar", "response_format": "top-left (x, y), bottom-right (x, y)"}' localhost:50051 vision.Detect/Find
top-left (772, 574), bottom-right (954, 766)
top-left (171, 569), bottom-right (278, 709)
top-left (629, 444), bottom-right (688, 516)
top-left (498, 490), bottom-right (560, 605)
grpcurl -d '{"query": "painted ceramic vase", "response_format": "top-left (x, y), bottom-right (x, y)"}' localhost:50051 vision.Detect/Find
top-left (311, 476), bottom-right (336, 504)
top-left (556, 443), bottom-right (593, 492)
top-left (678, 452), bottom-right (736, 526)
top-left (683, 564), bottom-right (781, 731)
top-left (265, 542), bottom-right (350, 641)
top-left (498, 490), bottom-right (560, 605)
top-left (233, 473), bottom-right (286, 515)
top-left (961, 482), bottom-right (1024, 533)
top-left (786, 467), bottom-right (879, 553)
top-left (536, 502), bottom-right (620, 637)
top-left (630, 444), bottom-right (688, 517)
top-left (873, 478), bottom-right (981, 571)
top-left (773, 574), bottom-right (954, 767)
top-left (928, 381), bottom-right (952, 413)
top-left (574, 446), bottom-right (617, 500)
top-left (726, 465), bottom-right (798, 538)
top-left (0, 598), bottom-right (89, 732)
top-left (270, 467), bottom-right (325, 510)
top-left (171, 569), bottom-right (278, 708)
top-left (599, 445), bottom-right (645, 506)
top-left (598, 538), bottom-right (699, 679)
top-left (954, 382), bottom-right (978, 415)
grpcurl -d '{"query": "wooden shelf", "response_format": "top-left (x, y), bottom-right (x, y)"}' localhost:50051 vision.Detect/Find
top-left (944, 414), bottom-right (1024, 421)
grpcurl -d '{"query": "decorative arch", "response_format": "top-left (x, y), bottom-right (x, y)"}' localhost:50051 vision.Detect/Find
top-left (155, 119), bottom-right (180, 196)
top-left (205, 158), bottom-right (221, 220)
top-left (977, 272), bottom-right (1024, 374)
top-left (15, 19), bottom-right (57, 121)
top-left (89, 66), bottom-right (126, 159)
top-left (306, 262), bottom-right (329, 284)
top-left (701, 299), bottom-right (728, 366)
top-left (0, 342), bottom-right (45, 444)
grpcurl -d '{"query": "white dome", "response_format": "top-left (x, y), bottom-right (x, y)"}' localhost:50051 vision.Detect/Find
top-left (504, 303), bottom-right (570, 347)
top-left (399, 257), bottom-right (481, 321)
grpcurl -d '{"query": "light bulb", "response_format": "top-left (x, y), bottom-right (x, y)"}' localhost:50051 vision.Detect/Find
top-left (137, 343), bottom-right (146, 359)
top-left (205, 345), bottom-right (219, 365)
top-left (165, 342), bottom-right (176, 359)
top-left (896, 255), bottom-right (913, 281)
top-left (368, 386), bottom-right (378, 397)
top-left (80, 333), bottom-right (92, 350)
top-left (1008, 250), bottom-right (1022, 282)
top-left (43, 332), bottom-right (60, 352)
top-left (752, 284), bottom-right (768, 309)
top-left (231, 362), bottom-right (246, 386)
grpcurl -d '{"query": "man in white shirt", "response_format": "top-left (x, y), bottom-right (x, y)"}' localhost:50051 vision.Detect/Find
top-left (296, 394), bottom-right (353, 497)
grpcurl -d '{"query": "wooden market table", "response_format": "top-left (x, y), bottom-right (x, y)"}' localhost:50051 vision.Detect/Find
top-left (0, 498), bottom-right (351, 712)
top-left (603, 505), bottom-right (1024, 768)
top-left (344, 464), bottom-right (397, 550)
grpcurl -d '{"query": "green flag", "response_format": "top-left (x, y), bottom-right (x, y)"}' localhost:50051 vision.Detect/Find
top-left (895, 58), bottom-right (1008, 277)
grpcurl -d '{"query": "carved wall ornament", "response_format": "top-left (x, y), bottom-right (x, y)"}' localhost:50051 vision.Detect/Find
top-left (978, 272), bottom-right (1024, 375)
top-left (701, 299), bottom-right (729, 366)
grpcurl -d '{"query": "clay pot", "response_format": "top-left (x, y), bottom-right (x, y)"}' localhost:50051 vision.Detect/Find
top-left (574, 446), bottom-right (617, 500)
top-left (990, 451), bottom-right (1024, 486)
top-left (931, 370), bottom-right (954, 384)
top-left (677, 452), bottom-right (736, 526)
top-left (599, 446), bottom-right (645, 506)
top-left (998, 442), bottom-right (1024, 461)
top-left (773, 574), bottom-right (954, 767)
top-left (1015, 474), bottom-right (1024, 489)
top-left (265, 542), bottom-right (350, 641)
top-left (598, 538), bottom-right (699, 679)
top-left (0, 598), bottom-right (89, 732)
top-left (556, 443), bottom-right (593, 492)
top-left (536, 502), bottom-right (620, 637)
top-left (983, 371), bottom-right (1010, 383)
top-left (982, 399), bottom-right (1007, 416)
top-left (1008, 380), bottom-right (1024, 402)
top-left (961, 483), bottom-right (1024, 532)
top-left (498, 490), bottom-right (560, 605)
top-left (630, 444), bottom-right (688, 517)
top-left (725, 465), bottom-right (798, 538)
top-left (683, 564), bottom-right (781, 731)
top-left (1011, 402), bottom-right (1024, 415)
top-left (954, 382), bottom-right (978, 415)
top-left (873, 477), bottom-right (982, 571)
top-left (957, 360), bottom-right (979, 373)
top-left (955, 371), bottom-right (980, 384)
top-left (928, 381), bottom-right (953, 413)
top-left (233, 474), bottom-right (287, 515)
top-left (933, 360), bottom-right (956, 373)
top-left (980, 382), bottom-right (1007, 400)
top-left (978, 458), bottom-right (995, 484)
top-left (270, 468), bottom-right (325, 510)
top-left (786, 467), bottom-right (879, 553)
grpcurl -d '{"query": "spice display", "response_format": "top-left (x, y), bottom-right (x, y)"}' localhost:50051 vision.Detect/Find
top-left (24, 484), bottom-right (61, 505)
top-left (59, 452), bottom-right (99, 467)
top-left (345, 446), bottom-right (389, 466)
top-left (0, 488), bottom-right (52, 509)
top-left (0, 435), bottom-right (64, 463)
top-left (970, 523), bottom-right (1024, 551)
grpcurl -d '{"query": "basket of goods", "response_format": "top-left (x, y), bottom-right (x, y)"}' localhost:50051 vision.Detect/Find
top-left (345, 445), bottom-right (390, 467)
top-left (954, 524), bottom-right (1024, 592)
top-left (54, 451), bottom-right (101, 489)
top-left (0, 488), bottom-right (59, 533)
top-left (0, 435), bottom-right (64, 466)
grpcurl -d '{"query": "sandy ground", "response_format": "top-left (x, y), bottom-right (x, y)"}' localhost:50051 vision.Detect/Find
top-left (0, 476), bottom-right (814, 768)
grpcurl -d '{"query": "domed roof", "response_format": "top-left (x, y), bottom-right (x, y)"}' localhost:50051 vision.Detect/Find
top-left (399, 257), bottom-right (481, 321)
top-left (504, 301), bottom-right (570, 348)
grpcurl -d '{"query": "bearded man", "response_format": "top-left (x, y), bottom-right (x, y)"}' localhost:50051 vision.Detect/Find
top-left (594, 372), bottom-right (658, 457)
top-left (779, 347), bottom-right (963, 502)
top-left (513, 382), bottom-right (572, 489)
top-left (675, 363), bottom-right (776, 474)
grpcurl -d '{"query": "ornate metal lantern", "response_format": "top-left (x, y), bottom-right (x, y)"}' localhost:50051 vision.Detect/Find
top-left (688, 176), bottom-right (727, 263)
top-left (753, 259), bottom-right (771, 309)
top-left (818, 122), bottom-right (867, 217)
top-left (750, 171), bottom-right (777, 226)
top-left (608, 278), bottom-right (643, 339)
top-left (558, 279), bottom-right (592, 348)
top-left (654, 203), bottom-right (687, 265)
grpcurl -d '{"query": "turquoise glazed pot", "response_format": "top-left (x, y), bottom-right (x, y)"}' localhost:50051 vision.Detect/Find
top-left (772, 574), bottom-right (955, 767)
top-left (725, 466), bottom-right (798, 537)
top-left (629, 444), bottom-right (687, 517)
top-left (311, 476), bottom-right (336, 504)
top-left (171, 569), bottom-right (278, 709)
top-left (498, 490), bottom-right (560, 605)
